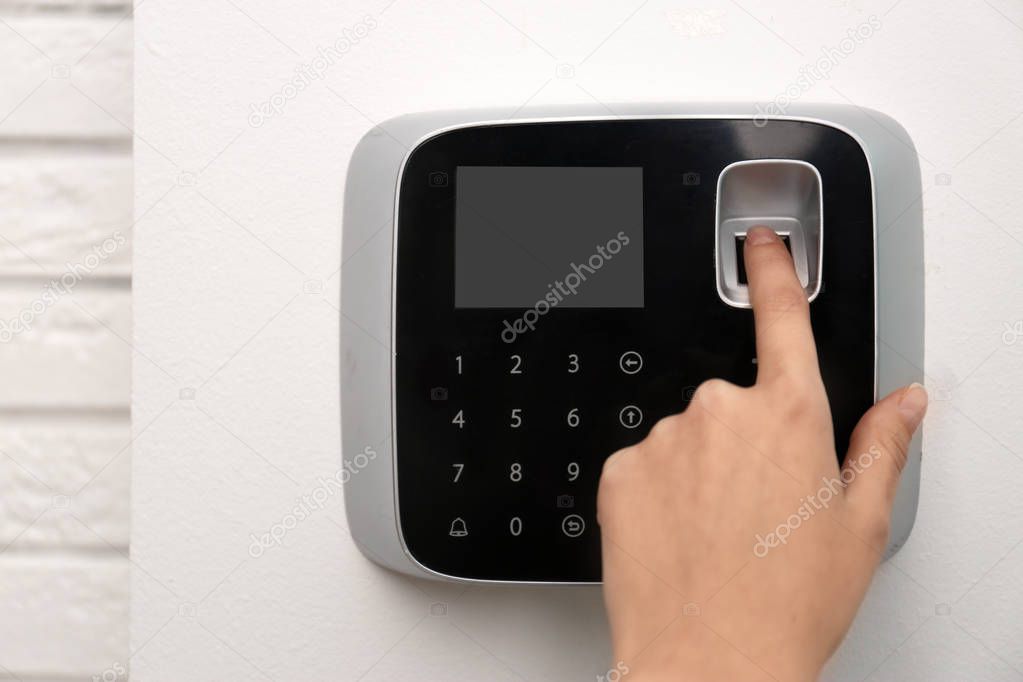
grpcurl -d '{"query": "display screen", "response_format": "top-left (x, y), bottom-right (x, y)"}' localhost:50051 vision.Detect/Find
top-left (454, 166), bottom-right (644, 308)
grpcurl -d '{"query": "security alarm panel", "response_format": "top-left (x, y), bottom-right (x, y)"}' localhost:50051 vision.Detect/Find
top-left (341, 103), bottom-right (923, 583)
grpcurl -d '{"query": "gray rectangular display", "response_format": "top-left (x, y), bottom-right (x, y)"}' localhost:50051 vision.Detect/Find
top-left (454, 166), bottom-right (644, 308)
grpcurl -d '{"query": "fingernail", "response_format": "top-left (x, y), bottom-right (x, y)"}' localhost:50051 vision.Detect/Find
top-left (897, 382), bottom-right (928, 430)
top-left (745, 226), bottom-right (777, 246)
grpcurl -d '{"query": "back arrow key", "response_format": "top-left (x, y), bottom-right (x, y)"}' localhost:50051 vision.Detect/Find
top-left (619, 351), bottom-right (643, 375)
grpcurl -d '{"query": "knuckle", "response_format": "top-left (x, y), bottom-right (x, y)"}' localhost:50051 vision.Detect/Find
top-left (599, 447), bottom-right (632, 488)
top-left (690, 379), bottom-right (735, 411)
top-left (775, 374), bottom-right (822, 407)
top-left (647, 413), bottom-right (683, 442)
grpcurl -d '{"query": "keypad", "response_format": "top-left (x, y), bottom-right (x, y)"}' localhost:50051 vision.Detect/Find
top-left (400, 343), bottom-right (672, 582)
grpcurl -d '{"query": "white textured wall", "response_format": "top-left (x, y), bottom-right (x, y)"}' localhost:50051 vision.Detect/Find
top-left (0, 0), bottom-right (132, 679)
top-left (133, 1), bottom-right (1023, 681)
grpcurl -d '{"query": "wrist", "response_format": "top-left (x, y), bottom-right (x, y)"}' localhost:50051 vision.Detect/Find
top-left (613, 619), bottom-right (819, 682)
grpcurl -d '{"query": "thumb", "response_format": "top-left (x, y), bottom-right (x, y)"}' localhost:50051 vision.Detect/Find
top-left (843, 383), bottom-right (927, 544)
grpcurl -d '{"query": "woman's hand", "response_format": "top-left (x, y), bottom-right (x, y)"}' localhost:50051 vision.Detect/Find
top-left (598, 226), bottom-right (926, 682)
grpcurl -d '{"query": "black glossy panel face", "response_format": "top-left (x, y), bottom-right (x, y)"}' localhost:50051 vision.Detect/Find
top-left (394, 119), bottom-right (874, 582)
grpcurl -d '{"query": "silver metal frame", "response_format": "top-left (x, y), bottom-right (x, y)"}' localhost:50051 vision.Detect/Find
top-left (341, 103), bottom-right (924, 583)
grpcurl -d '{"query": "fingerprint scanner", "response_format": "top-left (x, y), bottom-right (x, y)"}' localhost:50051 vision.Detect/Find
top-left (715, 160), bottom-right (823, 308)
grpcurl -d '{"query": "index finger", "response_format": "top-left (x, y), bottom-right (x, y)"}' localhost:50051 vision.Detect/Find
top-left (742, 225), bottom-right (821, 383)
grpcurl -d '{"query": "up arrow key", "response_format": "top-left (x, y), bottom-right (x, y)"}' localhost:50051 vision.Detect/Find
top-left (618, 405), bottom-right (643, 429)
